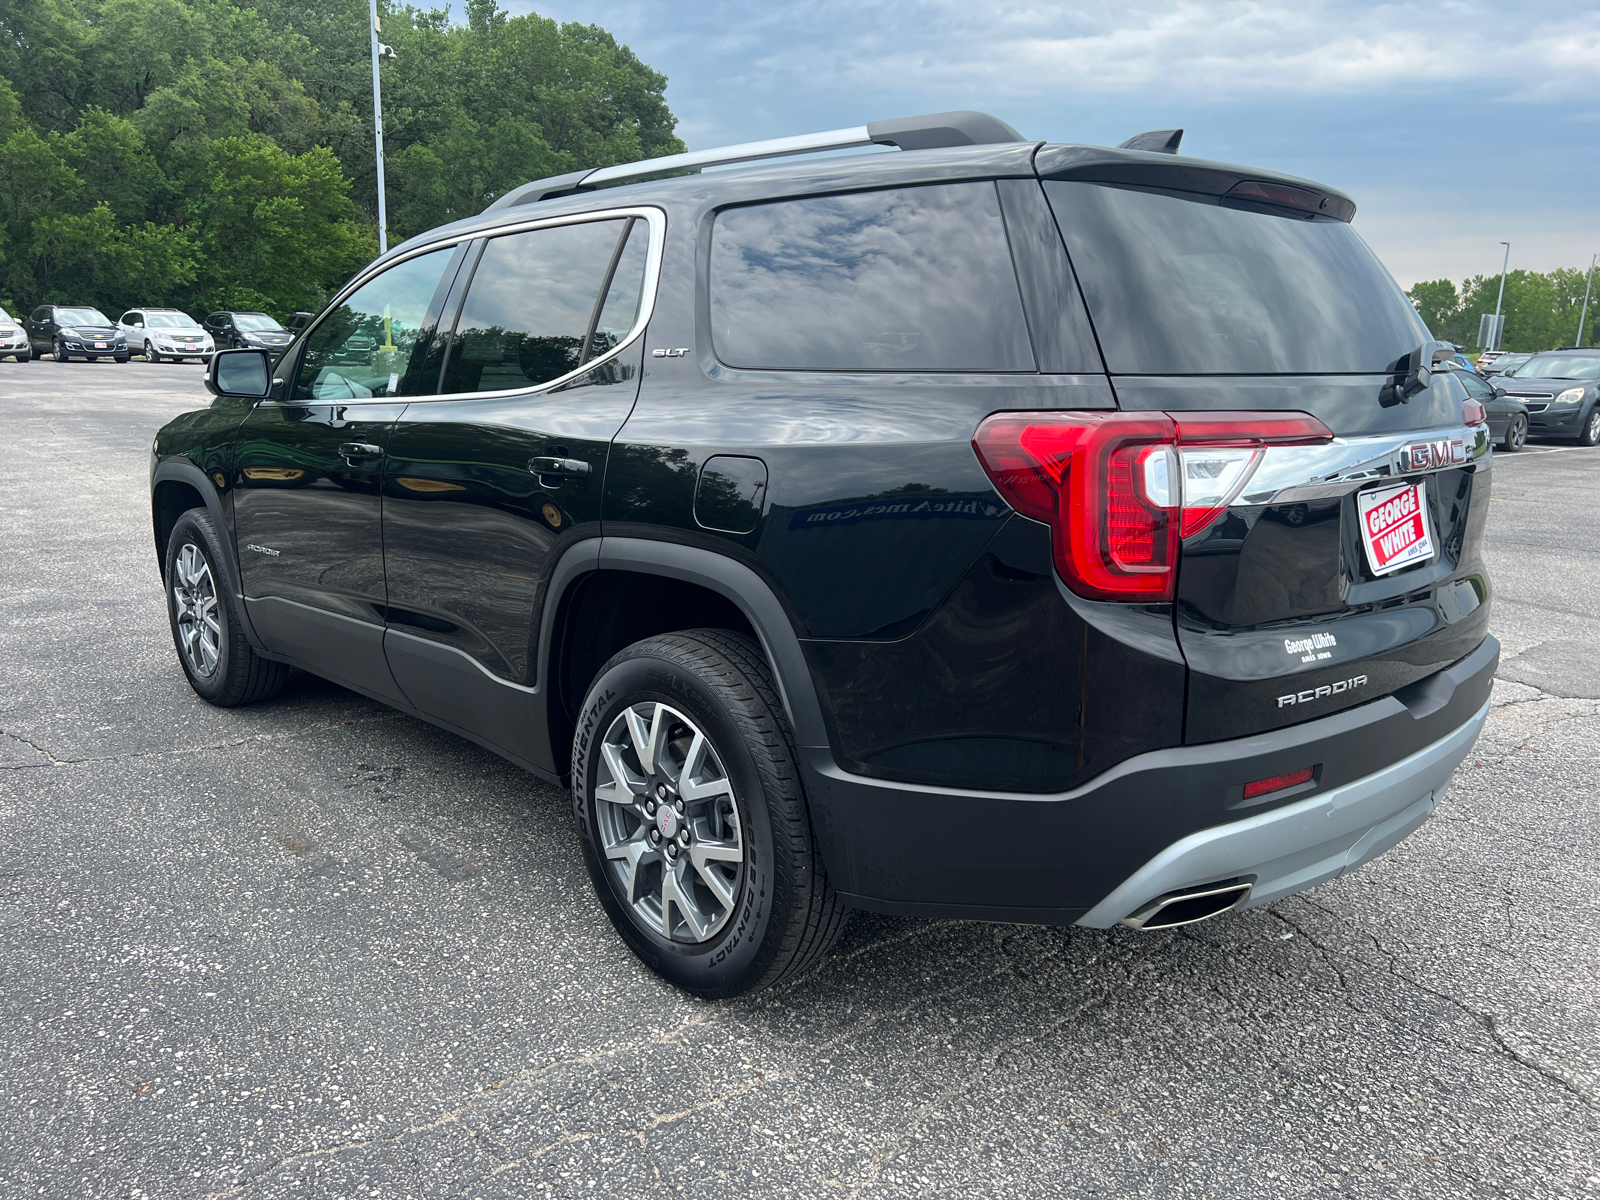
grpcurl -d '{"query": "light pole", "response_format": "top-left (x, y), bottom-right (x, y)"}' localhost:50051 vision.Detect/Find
top-left (1484, 240), bottom-right (1510, 350)
top-left (369, 0), bottom-right (396, 255)
top-left (1576, 253), bottom-right (1597, 348)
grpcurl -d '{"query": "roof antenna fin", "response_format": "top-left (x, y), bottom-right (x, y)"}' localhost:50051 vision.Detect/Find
top-left (1117, 129), bottom-right (1183, 154)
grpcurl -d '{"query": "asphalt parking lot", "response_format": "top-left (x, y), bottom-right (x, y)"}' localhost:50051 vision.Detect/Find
top-left (2, 360), bottom-right (1597, 1200)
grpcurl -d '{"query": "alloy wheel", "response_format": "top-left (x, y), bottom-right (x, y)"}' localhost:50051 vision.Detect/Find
top-left (593, 701), bottom-right (745, 943)
top-left (145, 340), bottom-right (158, 363)
top-left (171, 542), bottom-right (222, 677)
top-left (1508, 415), bottom-right (1527, 450)
top-left (1586, 410), bottom-right (1600, 446)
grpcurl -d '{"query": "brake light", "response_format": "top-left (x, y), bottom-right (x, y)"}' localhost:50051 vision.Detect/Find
top-left (972, 410), bottom-right (1333, 602)
top-left (1242, 766), bottom-right (1314, 800)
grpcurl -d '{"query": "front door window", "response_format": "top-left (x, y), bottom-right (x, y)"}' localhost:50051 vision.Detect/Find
top-left (296, 248), bottom-right (456, 400)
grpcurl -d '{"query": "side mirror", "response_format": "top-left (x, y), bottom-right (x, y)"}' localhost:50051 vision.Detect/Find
top-left (1493, 387), bottom-right (1506, 399)
top-left (206, 348), bottom-right (272, 398)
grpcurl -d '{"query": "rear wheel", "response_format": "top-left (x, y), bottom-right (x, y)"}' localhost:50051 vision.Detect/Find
top-left (163, 508), bottom-right (289, 706)
top-left (572, 629), bottom-right (848, 998)
top-left (1578, 407), bottom-right (1600, 447)
top-left (1501, 413), bottom-right (1527, 452)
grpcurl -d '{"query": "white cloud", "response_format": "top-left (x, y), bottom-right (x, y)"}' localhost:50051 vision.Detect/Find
top-left (571, 1), bottom-right (1600, 103)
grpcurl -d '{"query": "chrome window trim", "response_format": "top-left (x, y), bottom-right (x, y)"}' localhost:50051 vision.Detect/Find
top-left (287, 206), bottom-right (665, 407)
top-left (1231, 423), bottom-right (1492, 507)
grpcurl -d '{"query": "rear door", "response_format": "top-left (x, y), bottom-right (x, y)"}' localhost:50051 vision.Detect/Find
top-left (1042, 173), bottom-right (1493, 743)
top-left (379, 211), bottom-right (655, 766)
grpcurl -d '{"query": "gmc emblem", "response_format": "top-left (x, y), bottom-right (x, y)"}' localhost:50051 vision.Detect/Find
top-left (1397, 438), bottom-right (1466, 472)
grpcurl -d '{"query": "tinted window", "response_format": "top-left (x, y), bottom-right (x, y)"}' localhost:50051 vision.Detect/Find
top-left (1044, 180), bottom-right (1429, 374)
top-left (443, 219), bottom-right (627, 395)
top-left (1455, 369), bottom-right (1492, 400)
top-left (589, 219), bottom-right (649, 360)
top-left (710, 183), bottom-right (1034, 372)
top-left (295, 248), bottom-right (453, 400)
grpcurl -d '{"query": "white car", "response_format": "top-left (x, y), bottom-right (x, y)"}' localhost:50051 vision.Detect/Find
top-left (0, 307), bottom-right (30, 361)
top-left (118, 308), bottom-right (214, 363)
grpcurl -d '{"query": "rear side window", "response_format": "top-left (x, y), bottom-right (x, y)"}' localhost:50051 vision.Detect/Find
top-left (442, 218), bottom-right (631, 395)
top-left (710, 183), bottom-right (1035, 372)
top-left (1044, 180), bottom-right (1428, 375)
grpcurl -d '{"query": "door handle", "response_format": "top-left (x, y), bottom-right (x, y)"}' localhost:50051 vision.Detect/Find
top-left (528, 456), bottom-right (592, 478)
top-left (339, 442), bottom-right (383, 464)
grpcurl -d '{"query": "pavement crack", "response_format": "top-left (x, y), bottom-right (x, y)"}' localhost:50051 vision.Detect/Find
top-left (1271, 899), bottom-right (1595, 1110)
top-left (201, 1008), bottom-right (726, 1199)
top-left (0, 715), bottom-right (403, 772)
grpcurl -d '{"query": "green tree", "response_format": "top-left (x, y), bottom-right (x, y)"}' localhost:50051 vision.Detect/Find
top-left (0, 0), bottom-right (684, 317)
top-left (187, 135), bottom-right (374, 314)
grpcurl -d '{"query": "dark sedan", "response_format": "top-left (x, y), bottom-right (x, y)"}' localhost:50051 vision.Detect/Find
top-left (1448, 363), bottom-right (1528, 451)
top-left (25, 305), bottom-right (129, 362)
top-left (203, 311), bottom-right (294, 352)
top-left (1494, 350), bottom-right (1600, 445)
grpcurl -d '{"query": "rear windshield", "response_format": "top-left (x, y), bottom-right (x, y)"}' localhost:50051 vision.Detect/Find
top-left (1044, 180), bottom-right (1427, 374)
top-left (1512, 355), bottom-right (1600, 380)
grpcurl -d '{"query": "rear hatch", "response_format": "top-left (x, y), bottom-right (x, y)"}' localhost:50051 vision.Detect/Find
top-left (1039, 155), bottom-right (1493, 743)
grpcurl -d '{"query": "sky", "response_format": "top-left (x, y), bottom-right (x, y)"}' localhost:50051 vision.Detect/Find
top-left (512, 0), bottom-right (1600, 289)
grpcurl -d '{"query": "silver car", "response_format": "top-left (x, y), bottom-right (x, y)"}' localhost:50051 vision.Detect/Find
top-left (118, 308), bottom-right (215, 363)
top-left (0, 307), bottom-right (31, 361)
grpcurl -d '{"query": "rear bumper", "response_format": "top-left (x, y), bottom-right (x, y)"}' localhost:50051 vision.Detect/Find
top-left (807, 635), bottom-right (1497, 923)
top-left (1075, 692), bottom-right (1487, 927)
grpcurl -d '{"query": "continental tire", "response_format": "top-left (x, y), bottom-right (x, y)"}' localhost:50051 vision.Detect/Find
top-left (572, 629), bottom-right (848, 998)
top-left (163, 507), bottom-right (289, 707)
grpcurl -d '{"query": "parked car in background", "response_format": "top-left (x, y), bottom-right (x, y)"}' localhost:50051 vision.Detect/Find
top-left (287, 312), bottom-right (314, 334)
top-left (1481, 352), bottom-right (1530, 378)
top-left (203, 311), bottom-right (294, 351)
top-left (153, 112), bottom-right (1499, 997)
top-left (1445, 362), bottom-right (1527, 451)
top-left (1494, 350), bottom-right (1600, 445)
top-left (118, 308), bottom-right (214, 363)
top-left (0, 307), bottom-right (30, 361)
top-left (25, 305), bottom-right (128, 362)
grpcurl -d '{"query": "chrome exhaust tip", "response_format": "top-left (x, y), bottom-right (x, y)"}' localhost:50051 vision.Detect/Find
top-left (1118, 879), bottom-right (1253, 930)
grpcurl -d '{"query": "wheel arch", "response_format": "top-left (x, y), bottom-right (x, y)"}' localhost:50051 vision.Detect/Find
top-left (541, 537), bottom-right (831, 777)
top-left (151, 460), bottom-right (249, 618)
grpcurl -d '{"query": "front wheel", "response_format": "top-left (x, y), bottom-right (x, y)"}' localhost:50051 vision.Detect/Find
top-left (163, 508), bottom-right (289, 706)
top-left (145, 341), bottom-right (159, 363)
top-left (1578, 407), bottom-right (1600, 447)
top-left (1501, 413), bottom-right (1527, 452)
top-left (53, 339), bottom-right (69, 362)
top-left (572, 630), bottom-right (848, 998)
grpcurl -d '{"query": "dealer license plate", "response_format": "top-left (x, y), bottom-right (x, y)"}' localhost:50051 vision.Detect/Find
top-left (1357, 480), bottom-right (1433, 575)
top-left (94, 341), bottom-right (107, 348)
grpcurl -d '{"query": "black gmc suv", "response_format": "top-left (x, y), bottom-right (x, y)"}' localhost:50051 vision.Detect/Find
top-left (150, 112), bottom-right (1497, 997)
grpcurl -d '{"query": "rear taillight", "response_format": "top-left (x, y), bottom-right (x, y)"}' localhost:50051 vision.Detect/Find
top-left (973, 410), bottom-right (1332, 602)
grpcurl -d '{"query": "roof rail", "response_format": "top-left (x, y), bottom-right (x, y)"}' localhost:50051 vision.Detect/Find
top-left (482, 110), bottom-right (1027, 212)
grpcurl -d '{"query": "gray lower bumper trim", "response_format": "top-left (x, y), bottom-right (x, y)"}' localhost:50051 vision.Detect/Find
top-left (1075, 697), bottom-right (1491, 929)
